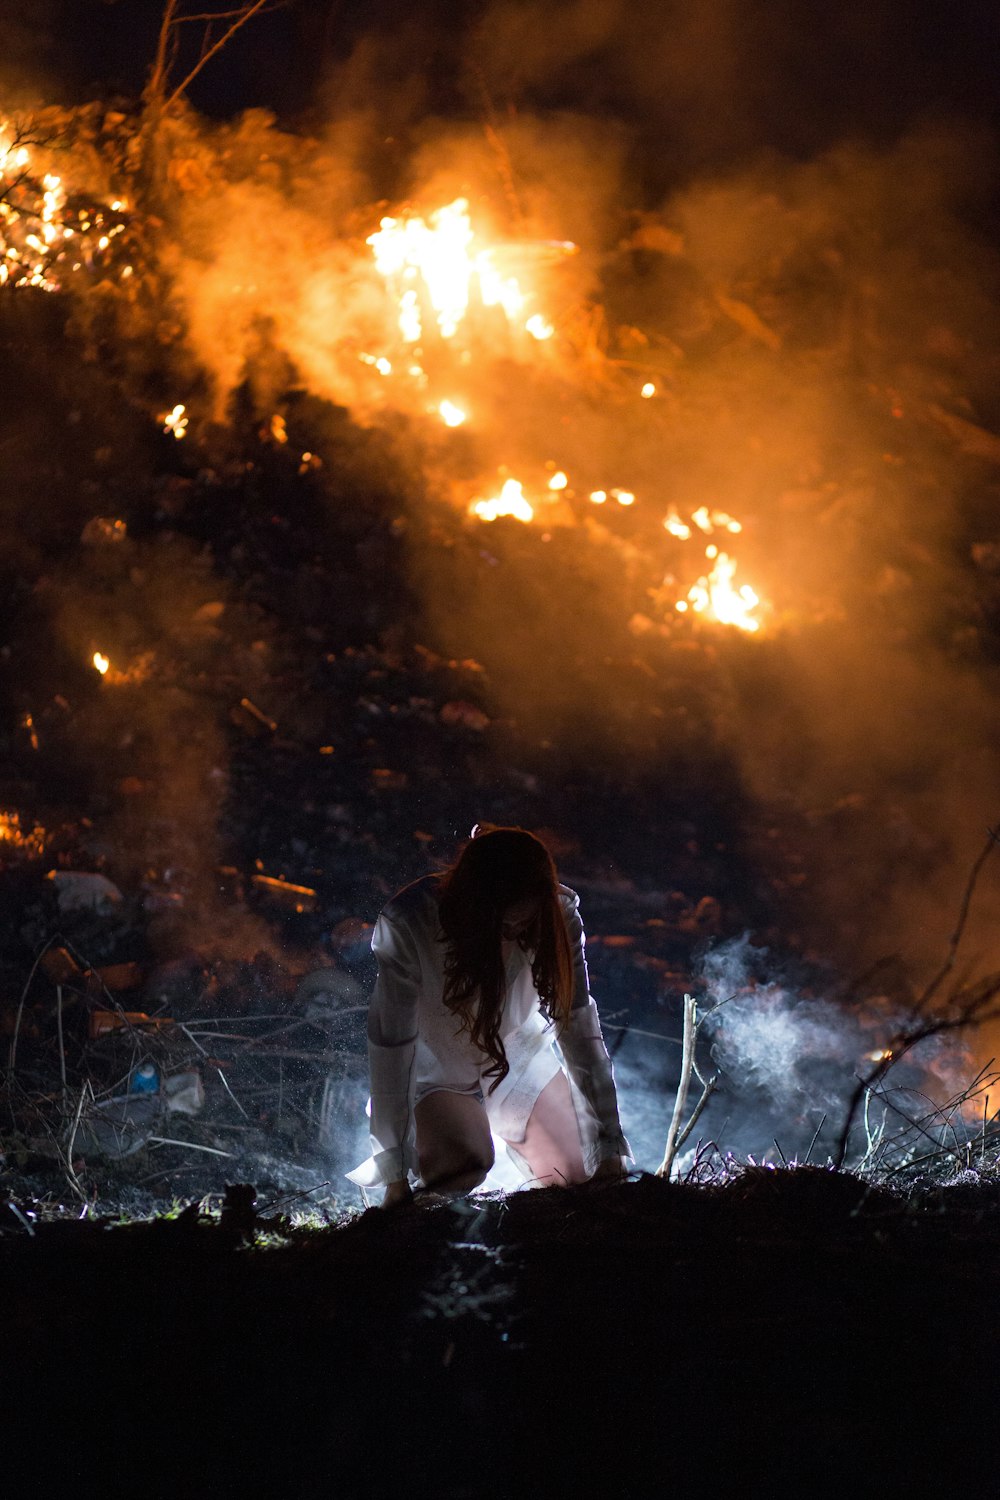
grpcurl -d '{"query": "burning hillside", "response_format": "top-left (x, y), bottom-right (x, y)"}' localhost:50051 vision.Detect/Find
top-left (2, 46), bottom-right (1000, 1207)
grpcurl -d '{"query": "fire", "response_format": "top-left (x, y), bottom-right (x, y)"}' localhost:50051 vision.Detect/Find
top-left (0, 811), bottom-right (46, 857)
top-left (438, 400), bottom-right (467, 428)
top-left (680, 551), bottom-right (761, 633)
top-left (525, 314), bottom-right (554, 341)
top-left (361, 193), bottom-right (769, 631)
top-left (471, 478), bottom-right (534, 524)
top-left (162, 403), bottom-right (188, 439)
top-left (692, 506), bottom-right (742, 535)
top-left (368, 197), bottom-right (564, 347)
top-left (91, 650), bottom-right (153, 685)
top-left (0, 121), bottom-right (128, 291)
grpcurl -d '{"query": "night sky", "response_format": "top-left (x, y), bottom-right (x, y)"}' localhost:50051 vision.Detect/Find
top-left (7, 0), bottom-right (1000, 194)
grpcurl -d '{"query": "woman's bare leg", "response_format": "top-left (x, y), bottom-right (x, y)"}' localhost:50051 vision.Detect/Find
top-left (414, 1090), bottom-right (495, 1194)
top-left (511, 1069), bottom-right (588, 1187)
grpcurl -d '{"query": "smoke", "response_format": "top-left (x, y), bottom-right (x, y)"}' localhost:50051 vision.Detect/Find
top-left (141, 19), bottom-right (1000, 984)
top-left (611, 934), bottom-right (980, 1171)
top-left (7, 2), bottom-right (1000, 988)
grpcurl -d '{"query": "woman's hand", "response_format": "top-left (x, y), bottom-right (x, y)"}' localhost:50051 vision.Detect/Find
top-left (588, 1155), bottom-right (628, 1186)
top-left (381, 1179), bottom-right (414, 1210)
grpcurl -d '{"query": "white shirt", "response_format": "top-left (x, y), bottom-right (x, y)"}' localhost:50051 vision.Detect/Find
top-left (346, 876), bottom-right (631, 1188)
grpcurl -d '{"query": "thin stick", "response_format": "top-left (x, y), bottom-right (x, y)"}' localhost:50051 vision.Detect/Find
top-left (216, 1066), bottom-right (251, 1120)
top-left (657, 994), bottom-right (697, 1179)
top-left (147, 1136), bottom-right (234, 1158)
top-left (916, 825), bottom-right (999, 1012)
top-left (56, 984), bottom-right (67, 1108)
top-left (803, 1113), bottom-right (827, 1166)
top-left (164, 0), bottom-right (273, 109)
top-left (63, 1081), bottom-right (90, 1202)
top-left (674, 1074), bottom-right (719, 1153)
top-left (8, 1202), bottom-right (35, 1236)
top-left (601, 1021), bottom-right (682, 1046)
top-left (8, 935), bottom-right (60, 1073)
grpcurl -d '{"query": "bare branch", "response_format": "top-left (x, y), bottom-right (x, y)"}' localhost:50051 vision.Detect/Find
top-left (832, 825), bottom-right (1000, 1168)
top-left (916, 824), bottom-right (1000, 1012)
top-left (164, 0), bottom-right (273, 111)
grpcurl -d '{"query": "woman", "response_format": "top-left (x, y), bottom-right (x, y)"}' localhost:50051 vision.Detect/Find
top-left (347, 825), bottom-right (631, 1207)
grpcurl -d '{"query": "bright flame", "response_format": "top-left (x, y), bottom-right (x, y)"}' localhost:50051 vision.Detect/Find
top-left (589, 490), bottom-right (607, 504)
top-left (525, 314), bottom-right (554, 340)
top-left (664, 507), bottom-right (692, 540)
top-left (640, 382), bottom-right (656, 398)
top-left (681, 552), bottom-right (761, 633)
top-left (612, 489), bottom-right (636, 507)
top-left (438, 400), bottom-right (467, 428)
top-left (368, 197), bottom-right (563, 347)
top-left (471, 478), bottom-right (534, 524)
top-left (93, 652), bottom-right (110, 675)
top-left (548, 470), bottom-right (568, 491)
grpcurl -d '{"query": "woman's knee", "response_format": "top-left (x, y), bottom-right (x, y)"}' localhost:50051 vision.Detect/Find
top-left (414, 1091), bottom-right (495, 1186)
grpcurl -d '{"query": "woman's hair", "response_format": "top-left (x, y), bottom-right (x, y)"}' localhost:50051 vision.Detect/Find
top-left (437, 825), bottom-right (574, 1093)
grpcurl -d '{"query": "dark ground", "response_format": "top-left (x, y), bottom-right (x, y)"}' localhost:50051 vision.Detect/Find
top-left (5, 1168), bottom-right (1000, 1496)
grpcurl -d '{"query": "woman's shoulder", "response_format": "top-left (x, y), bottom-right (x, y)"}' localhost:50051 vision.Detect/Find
top-left (381, 873), bottom-right (441, 929)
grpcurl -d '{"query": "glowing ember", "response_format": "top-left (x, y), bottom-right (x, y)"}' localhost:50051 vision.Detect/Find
top-left (438, 400), bottom-right (467, 428)
top-left (0, 123), bottom-right (127, 291)
top-left (664, 507), bottom-right (692, 539)
top-left (162, 403), bottom-right (188, 439)
top-left (0, 810), bottom-right (46, 857)
top-left (548, 470), bottom-right (568, 491)
top-left (692, 506), bottom-right (742, 535)
top-left (589, 490), bottom-right (608, 504)
top-left (525, 314), bottom-right (554, 341)
top-left (471, 478), bottom-right (534, 524)
top-left (681, 552), bottom-right (761, 632)
top-left (612, 489), bottom-right (636, 507)
top-left (93, 651), bottom-right (110, 675)
top-left (640, 382), bottom-right (656, 398)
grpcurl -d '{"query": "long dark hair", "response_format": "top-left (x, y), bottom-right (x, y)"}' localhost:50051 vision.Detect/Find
top-left (437, 825), bottom-right (574, 1092)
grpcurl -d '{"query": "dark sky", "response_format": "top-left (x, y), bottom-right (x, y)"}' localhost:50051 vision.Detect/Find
top-left (3, 0), bottom-right (999, 219)
top-left (10, 0), bottom-right (1000, 139)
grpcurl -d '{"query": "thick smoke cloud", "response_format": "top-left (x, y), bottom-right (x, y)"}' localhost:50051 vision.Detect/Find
top-left (141, 5), bottom-right (1000, 990)
top-left (9, 2), bottom-right (1000, 997)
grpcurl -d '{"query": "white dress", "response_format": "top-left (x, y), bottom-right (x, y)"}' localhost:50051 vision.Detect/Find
top-left (347, 875), bottom-right (632, 1189)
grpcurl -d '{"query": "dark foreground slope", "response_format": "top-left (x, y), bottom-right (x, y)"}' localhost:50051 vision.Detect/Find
top-left (5, 1168), bottom-right (999, 1497)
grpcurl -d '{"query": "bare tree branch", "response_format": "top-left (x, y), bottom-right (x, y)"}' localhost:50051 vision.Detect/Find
top-left (164, 0), bottom-right (274, 111)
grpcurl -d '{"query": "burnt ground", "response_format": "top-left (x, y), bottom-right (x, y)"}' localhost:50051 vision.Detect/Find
top-left (4, 1168), bottom-right (1000, 1496)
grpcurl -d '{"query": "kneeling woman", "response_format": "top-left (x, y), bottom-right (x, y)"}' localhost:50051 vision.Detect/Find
top-left (348, 825), bottom-right (632, 1207)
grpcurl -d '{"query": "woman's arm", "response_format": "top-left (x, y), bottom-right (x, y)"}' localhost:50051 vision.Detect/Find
top-left (366, 909), bottom-right (422, 1192)
top-left (557, 893), bottom-right (633, 1169)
